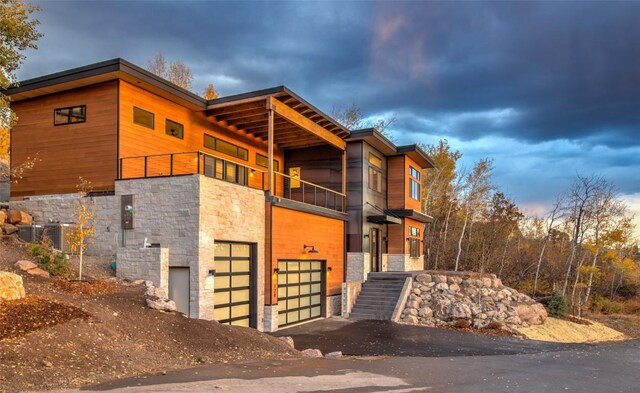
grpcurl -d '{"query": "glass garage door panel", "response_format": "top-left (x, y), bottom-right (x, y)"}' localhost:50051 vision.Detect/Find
top-left (277, 260), bottom-right (324, 327)
top-left (213, 242), bottom-right (253, 327)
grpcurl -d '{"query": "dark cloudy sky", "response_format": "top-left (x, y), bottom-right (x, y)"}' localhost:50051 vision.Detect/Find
top-left (18, 1), bottom-right (640, 233)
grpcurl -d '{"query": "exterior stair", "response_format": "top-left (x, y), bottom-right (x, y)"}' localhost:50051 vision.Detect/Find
top-left (349, 272), bottom-right (412, 320)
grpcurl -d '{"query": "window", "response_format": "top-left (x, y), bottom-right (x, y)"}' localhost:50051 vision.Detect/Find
top-left (54, 105), bottom-right (86, 125)
top-left (255, 153), bottom-right (280, 172)
top-left (368, 167), bottom-right (382, 193)
top-left (409, 165), bottom-right (420, 200)
top-left (165, 119), bottom-right (184, 139)
top-left (204, 134), bottom-right (249, 161)
top-left (368, 153), bottom-right (383, 168)
top-left (409, 226), bottom-right (420, 237)
top-left (133, 107), bottom-right (154, 129)
top-left (409, 238), bottom-right (421, 258)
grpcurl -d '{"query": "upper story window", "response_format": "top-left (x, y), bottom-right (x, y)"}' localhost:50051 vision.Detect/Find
top-left (409, 226), bottom-right (420, 237)
top-left (408, 225), bottom-right (421, 258)
top-left (54, 105), bottom-right (86, 125)
top-left (165, 119), bottom-right (184, 139)
top-left (368, 153), bottom-right (382, 168)
top-left (256, 153), bottom-right (280, 172)
top-left (133, 107), bottom-right (154, 129)
top-left (203, 134), bottom-right (249, 161)
top-left (409, 165), bottom-right (420, 200)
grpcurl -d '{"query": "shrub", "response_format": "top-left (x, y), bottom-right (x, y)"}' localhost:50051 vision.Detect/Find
top-left (591, 295), bottom-right (623, 315)
top-left (486, 320), bottom-right (504, 330)
top-left (28, 242), bottom-right (72, 278)
top-left (622, 299), bottom-right (640, 315)
top-left (547, 291), bottom-right (569, 316)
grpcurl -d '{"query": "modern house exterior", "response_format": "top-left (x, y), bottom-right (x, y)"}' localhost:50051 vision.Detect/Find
top-left (5, 59), bottom-right (433, 331)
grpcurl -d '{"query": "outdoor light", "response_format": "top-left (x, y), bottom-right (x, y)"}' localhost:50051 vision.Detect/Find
top-left (273, 267), bottom-right (280, 273)
top-left (303, 244), bottom-right (319, 254)
top-left (327, 266), bottom-right (333, 272)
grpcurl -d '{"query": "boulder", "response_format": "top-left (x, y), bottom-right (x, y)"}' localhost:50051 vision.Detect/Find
top-left (515, 303), bottom-right (548, 325)
top-left (418, 306), bottom-right (433, 318)
top-left (0, 271), bottom-right (26, 301)
top-left (145, 297), bottom-right (177, 312)
top-left (324, 351), bottom-right (343, 358)
top-left (7, 209), bottom-right (32, 225)
top-left (450, 303), bottom-right (472, 319)
top-left (415, 274), bottom-right (432, 284)
top-left (0, 210), bottom-right (6, 224)
top-left (278, 336), bottom-right (295, 350)
top-left (2, 223), bottom-right (18, 235)
top-left (432, 275), bottom-right (447, 284)
top-left (301, 348), bottom-right (323, 358)
top-left (402, 315), bottom-right (419, 324)
top-left (435, 282), bottom-right (449, 291)
top-left (15, 260), bottom-right (39, 272)
top-left (449, 283), bottom-right (461, 292)
top-left (26, 267), bottom-right (50, 278)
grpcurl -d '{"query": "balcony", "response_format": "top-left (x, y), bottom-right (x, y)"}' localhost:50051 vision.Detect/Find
top-left (118, 151), bottom-right (345, 212)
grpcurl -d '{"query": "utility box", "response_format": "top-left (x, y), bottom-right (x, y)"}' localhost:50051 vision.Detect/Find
top-left (121, 194), bottom-right (134, 229)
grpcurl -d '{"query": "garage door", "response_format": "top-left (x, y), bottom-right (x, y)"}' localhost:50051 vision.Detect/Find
top-left (213, 242), bottom-right (253, 327)
top-left (277, 260), bottom-right (324, 327)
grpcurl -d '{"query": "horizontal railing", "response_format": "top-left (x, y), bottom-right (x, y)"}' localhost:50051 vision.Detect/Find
top-left (275, 171), bottom-right (346, 212)
top-left (119, 151), bottom-right (266, 190)
top-left (118, 151), bottom-right (346, 212)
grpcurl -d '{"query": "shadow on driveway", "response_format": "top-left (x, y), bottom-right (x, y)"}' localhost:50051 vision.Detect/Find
top-left (274, 318), bottom-right (587, 357)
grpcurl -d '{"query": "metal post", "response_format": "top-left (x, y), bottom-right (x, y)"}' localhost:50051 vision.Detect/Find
top-left (144, 156), bottom-right (148, 178)
top-left (170, 154), bottom-right (174, 176)
top-left (197, 152), bottom-right (201, 174)
top-left (267, 99), bottom-right (275, 195)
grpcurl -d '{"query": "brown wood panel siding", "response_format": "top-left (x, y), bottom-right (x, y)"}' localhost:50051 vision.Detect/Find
top-left (10, 82), bottom-right (118, 198)
top-left (405, 155), bottom-right (422, 211)
top-left (345, 141), bottom-right (364, 252)
top-left (387, 155), bottom-right (405, 209)
top-left (118, 81), bottom-right (283, 187)
top-left (269, 206), bottom-right (345, 303)
top-left (387, 219), bottom-right (406, 254)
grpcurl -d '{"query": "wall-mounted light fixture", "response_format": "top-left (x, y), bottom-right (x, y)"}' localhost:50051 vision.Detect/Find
top-left (205, 269), bottom-right (216, 290)
top-left (363, 234), bottom-right (370, 238)
top-left (327, 266), bottom-right (333, 272)
top-left (303, 244), bottom-right (319, 254)
top-left (273, 267), bottom-right (280, 273)
top-left (208, 269), bottom-right (216, 276)
top-left (382, 236), bottom-right (388, 242)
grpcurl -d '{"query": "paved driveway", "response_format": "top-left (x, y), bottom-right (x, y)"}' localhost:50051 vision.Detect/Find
top-left (273, 318), bottom-right (582, 357)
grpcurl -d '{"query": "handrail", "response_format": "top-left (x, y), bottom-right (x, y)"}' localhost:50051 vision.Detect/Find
top-left (120, 150), bottom-right (267, 174)
top-left (275, 171), bottom-right (346, 197)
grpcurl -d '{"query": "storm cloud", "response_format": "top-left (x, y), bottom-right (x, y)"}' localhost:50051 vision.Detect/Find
top-left (17, 1), bottom-right (640, 221)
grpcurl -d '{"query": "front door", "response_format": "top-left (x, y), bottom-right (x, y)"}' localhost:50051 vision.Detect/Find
top-left (213, 242), bottom-right (254, 327)
top-left (169, 267), bottom-right (190, 315)
top-left (370, 228), bottom-right (380, 272)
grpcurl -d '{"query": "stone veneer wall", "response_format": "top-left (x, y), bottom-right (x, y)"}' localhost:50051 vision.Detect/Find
top-left (116, 247), bottom-right (169, 290)
top-left (10, 194), bottom-right (120, 256)
top-left (385, 254), bottom-right (424, 272)
top-left (346, 252), bottom-right (370, 282)
top-left (341, 281), bottom-right (362, 317)
top-left (326, 294), bottom-right (342, 317)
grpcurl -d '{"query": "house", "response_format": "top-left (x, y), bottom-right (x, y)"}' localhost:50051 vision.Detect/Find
top-left (5, 59), bottom-right (434, 330)
top-left (345, 128), bottom-right (434, 282)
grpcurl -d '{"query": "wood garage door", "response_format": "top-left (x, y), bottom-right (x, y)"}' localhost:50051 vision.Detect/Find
top-left (277, 260), bottom-right (324, 327)
top-left (213, 242), bottom-right (254, 327)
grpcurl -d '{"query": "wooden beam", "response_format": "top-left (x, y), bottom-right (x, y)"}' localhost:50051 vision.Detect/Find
top-left (208, 101), bottom-right (265, 116)
top-left (268, 97), bottom-right (345, 150)
top-left (216, 108), bottom-right (266, 122)
top-left (267, 103), bottom-right (274, 193)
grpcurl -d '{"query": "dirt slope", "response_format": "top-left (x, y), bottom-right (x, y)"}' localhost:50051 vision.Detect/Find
top-left (515, 316), bottom-right (627, 343)
top-left (0, 237), bottom-right (298, 392)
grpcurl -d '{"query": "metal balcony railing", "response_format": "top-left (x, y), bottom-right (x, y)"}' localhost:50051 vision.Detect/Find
top-left (118, 151), bottom-right (345, 212)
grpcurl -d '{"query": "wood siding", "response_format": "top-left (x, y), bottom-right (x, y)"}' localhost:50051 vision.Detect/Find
top-left (387, 218), bottom-right (405, 254)
top-left (268, 206), bottom-right (345, 303)
top-left (405, 155), bottom-right (422, 211)
top-left (387, 155), bottom-right (405, 209)
top-left (118, 81), bottom-right (283, 190)
top-left (10, 82), bottom-right (118, 198)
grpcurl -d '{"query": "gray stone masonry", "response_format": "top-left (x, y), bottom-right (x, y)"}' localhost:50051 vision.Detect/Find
top-left (346, 252), bottom-right (370, 282)
top-left (264, 305), bottom-right (278, 333)
top-left (341, 281), bottom-right (362, 318)
top-left (386, 254), bottom-right (424, 272)
top-left (116, 247), bottom-right (169, 290)
top-left (326, 295), bottom-right (342, 317)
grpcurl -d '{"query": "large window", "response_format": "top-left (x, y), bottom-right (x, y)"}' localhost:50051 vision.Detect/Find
top-left (409, 165), bottom-right (420, 200)
top-left (255, 153), bottom-right (280, 171)
top-left (54, 105), bottom-right (86, 125)
top-left (133, 107), bottom-right (154, 129)
top-left (165, 119), bottom-right (184, 139)
top-left (368, 153), bottom-right (383, 168)
top-left (368, 153), bottom-right (383, 193)
top-left (408, 225), bottom-right (421, 258)
top-left (204, 134), bottom-right (249, 161)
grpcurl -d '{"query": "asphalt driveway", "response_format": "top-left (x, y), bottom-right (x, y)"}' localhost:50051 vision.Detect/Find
top-left (273, 318), bottom-right (584, 357)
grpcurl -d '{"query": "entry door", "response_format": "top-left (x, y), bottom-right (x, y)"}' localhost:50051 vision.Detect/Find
top-left (277, 260), bottom-right (324, 327)
top-left (213, 242), bottom-right (254, 327)
top-left (169, 267), bottom-right (190, 315)
top-left (370, 228), bottom-right (380, 272)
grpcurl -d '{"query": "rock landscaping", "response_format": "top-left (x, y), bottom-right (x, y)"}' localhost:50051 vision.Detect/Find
top-left (143, 280), bottom-right (177, 312)
top-left (0, 271), bottom-right (26, 301)
top-left (1, 208), bottom-right (32, 235)
top-left (401, 271), bottom-right (548, 330)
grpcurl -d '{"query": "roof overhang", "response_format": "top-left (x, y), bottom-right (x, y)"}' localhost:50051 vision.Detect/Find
top-left (4, 58), bottom-right (207, 110)
top-left (346, 128), bottom-right (396, 156)
top-left (395, 144), bottom-right (436, 169)
top-left (387, 209), bottom-right (434, 223)
top-left (367, 214), bottom-right (402, 225)
top-left (205, 86), bottom-right (350, 150)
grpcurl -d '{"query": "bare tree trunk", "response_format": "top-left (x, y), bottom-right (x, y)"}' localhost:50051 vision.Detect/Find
top-left (570, 250), bottom-right (588, 310)
top-left (455, 213), bottom-right (468, 271)
top-left (532, 238), bottom-right (548, 297)
top-left (437, 201), bottom-right (454, 270)
top-left (562, 243), bottom-right (577, 296)
top-left (498, 224), bottom-right (516, 279)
